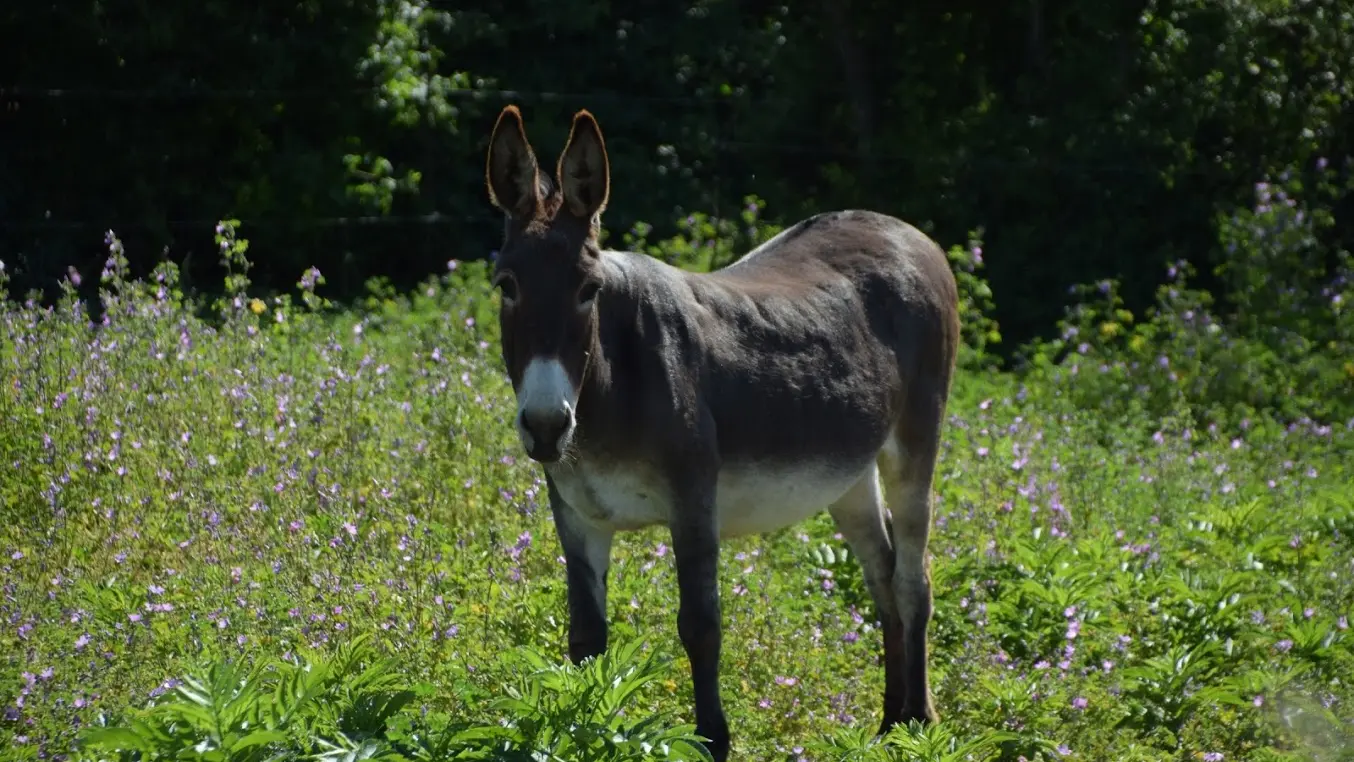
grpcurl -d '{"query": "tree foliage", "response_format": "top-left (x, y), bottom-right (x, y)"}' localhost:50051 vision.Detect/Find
top-left (1, 0), bottom-right (1350, 349)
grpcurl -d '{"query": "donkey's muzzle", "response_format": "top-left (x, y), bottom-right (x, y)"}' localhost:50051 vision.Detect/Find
top-left (518, 405), bottom-right (573, 463)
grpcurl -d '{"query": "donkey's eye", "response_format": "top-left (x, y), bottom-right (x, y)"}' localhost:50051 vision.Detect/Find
top-left (577, 281), bottom-right (601, 308)
top-left (493, 273), bottom-right (518, 303)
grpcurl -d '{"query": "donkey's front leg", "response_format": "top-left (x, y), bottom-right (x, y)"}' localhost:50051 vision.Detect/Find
top-left (546, 476), bottom-right (614, 664)
top-left (670, 477), bottom-right (730, 762)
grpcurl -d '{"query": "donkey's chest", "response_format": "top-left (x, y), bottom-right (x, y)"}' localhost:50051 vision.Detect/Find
top-left (547, 459), bottom-right (866, 539)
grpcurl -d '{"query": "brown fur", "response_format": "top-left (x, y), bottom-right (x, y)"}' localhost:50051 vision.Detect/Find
top-left (482, 105), bottom-right (960, 761)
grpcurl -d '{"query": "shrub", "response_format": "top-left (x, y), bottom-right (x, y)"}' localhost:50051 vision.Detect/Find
top-left (79, 637), bottom-right (710, 762)
top-left (1016, 161), bottom-right (1354, 432)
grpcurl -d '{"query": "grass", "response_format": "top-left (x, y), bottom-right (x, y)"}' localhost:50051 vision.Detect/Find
top-left (1, 229), bottom-right (1353, 761)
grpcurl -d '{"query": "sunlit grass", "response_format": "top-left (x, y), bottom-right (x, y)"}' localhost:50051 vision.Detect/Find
top-left (2, 229), bottom-right (1352, 761)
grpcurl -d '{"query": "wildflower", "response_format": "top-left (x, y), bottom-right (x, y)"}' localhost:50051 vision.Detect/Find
top-left (1071, 696), bottom-right (1087, 710)
top-left (1203, 753), bottom-right (1224, 762)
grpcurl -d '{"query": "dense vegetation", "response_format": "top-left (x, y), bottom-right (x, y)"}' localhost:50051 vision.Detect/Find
top-left (3, 1), bottom-right (1354, 758)
top-left (4, 0), bottom-right (1353, 348)
top-left (1, 182), bottom-right (1352, 759)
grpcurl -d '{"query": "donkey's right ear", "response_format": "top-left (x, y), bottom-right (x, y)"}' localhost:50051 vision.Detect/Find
top-left (486, 105), bottom-right (542, 219)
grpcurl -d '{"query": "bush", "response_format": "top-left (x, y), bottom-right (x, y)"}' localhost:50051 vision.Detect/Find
top-left (1016, 162), bottom-right (1354, 432)
top-left (78, 637), bottom-right (711, 762)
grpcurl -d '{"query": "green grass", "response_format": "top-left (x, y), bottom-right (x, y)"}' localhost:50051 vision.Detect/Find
top-left (2, 237), bottom-right (1352, 761)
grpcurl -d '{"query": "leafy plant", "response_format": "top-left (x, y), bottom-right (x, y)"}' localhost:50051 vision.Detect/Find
top-left (806, 720), bottom-right (1043, 762)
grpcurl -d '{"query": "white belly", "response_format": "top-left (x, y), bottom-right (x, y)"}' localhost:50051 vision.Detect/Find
top-left (547, 458), bottom-right (866, 539)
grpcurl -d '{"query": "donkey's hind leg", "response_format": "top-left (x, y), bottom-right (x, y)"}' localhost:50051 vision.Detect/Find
top-left (827, 462), bottom-right (906, 734)
top-left (879, 385), bottom-right (947, 726)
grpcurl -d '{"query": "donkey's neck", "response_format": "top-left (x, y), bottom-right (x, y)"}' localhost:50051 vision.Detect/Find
top-left (570, 249), bottom-right (696, 460)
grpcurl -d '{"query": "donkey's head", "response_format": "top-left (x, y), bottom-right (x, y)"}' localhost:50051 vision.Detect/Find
top-left (485, 105), bottom-right (611, 464)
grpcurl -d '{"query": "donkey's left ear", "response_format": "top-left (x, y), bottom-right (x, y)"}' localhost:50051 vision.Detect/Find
top-left (556, 110), bottom-right (610, 221)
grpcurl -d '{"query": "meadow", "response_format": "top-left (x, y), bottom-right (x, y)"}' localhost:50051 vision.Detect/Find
top-left (2, 203), bottom-right (1353, 761)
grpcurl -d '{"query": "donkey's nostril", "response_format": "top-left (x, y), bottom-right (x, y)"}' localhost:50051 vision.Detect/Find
top-left (520, 406), bottom-right (573, 454)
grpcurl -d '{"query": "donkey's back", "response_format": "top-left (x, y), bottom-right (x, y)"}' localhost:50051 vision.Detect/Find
top-left (666, 209), bottom-right (960, 469)
top-left (722, 209), bottom-right (956, 307)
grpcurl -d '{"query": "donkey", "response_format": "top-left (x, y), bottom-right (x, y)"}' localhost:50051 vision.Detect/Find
top-left (482, 104), bottom-right (959, 761)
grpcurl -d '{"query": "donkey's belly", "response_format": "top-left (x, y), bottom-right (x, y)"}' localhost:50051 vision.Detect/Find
top-left (549, 458), bottom-right (868, 539)
top-left (549, 460), bottom-right (671, 532)
top-left (714, 461), bottom-right (868, 538)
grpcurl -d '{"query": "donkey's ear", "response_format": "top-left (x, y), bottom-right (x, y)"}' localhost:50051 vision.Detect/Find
top-left (486, 105), bottom-right (542, 219)
top-left (556, 110), bottom-right (610, 221)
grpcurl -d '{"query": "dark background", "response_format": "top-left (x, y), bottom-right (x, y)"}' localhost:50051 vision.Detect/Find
top-left (2, 0), bottom-right (1351, 353)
